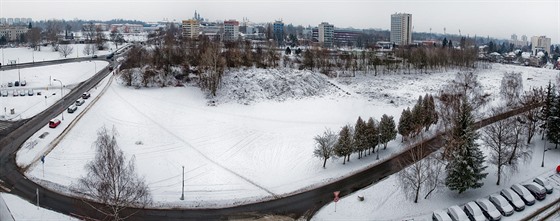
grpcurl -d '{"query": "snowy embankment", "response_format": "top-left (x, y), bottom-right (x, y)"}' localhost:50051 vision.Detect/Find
top-left (0, 193), bottom-right (78, 221)
top-left (0, 61), bottom-right (108, 120)
top-left (0, 42), bottom-right (127, 64)
top-left (19, 64), bottom-right (560, 210)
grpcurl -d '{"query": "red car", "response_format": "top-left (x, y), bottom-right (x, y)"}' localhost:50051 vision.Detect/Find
top-left (49, 119), bottom-right (61, 128)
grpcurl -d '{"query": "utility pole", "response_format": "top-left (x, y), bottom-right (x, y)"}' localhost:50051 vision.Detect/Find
top-left (180, 166), bottom-right (184, 200)
top-left (36, 188), bottom-right (39, 208)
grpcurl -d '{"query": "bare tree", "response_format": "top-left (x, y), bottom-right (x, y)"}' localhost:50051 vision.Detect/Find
top-left (58, 44), bottom-right (74, 58)
top-left (500, 72), bottom-right (523, 108)
top-left (397, 146), bottom-right (445, 203)
top-left (26, 27), bottom-right (42, 51)
top-left (199, 42), bottom-right (225, 96)
top-left (78, 126), bottom-right (151, 221)
top-left (45, 20), bottom-right (62, 47)
top-left (521, 87), bottom-right (544, 144)
top-left (313, 128), bottom-right (338, 168)
top-left (482, 108), bottom-right (513, 185)
top-left (95, 27), bottom-right (107, 50)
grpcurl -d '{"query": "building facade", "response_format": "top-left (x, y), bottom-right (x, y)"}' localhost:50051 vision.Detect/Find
top-left (223, 20), bottom-right (239, 41)
top-left (390, 13), bottom-right (412, 46)
top-left (182, 19), bottom-right (199, 39)
top-left (273, 20), bottom-right (284, 45)
top-left (510, 33), bottom-right (528, 48)
top-left (0, 26), bottom-right (28, 41)
top-left (318, 22), bottom-right (334, 48)
top-left (531, 36), bottom-right (551, 55)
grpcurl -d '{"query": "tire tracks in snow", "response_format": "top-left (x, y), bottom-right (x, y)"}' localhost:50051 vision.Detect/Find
top-left (109, 85), bottom-right (280, 199)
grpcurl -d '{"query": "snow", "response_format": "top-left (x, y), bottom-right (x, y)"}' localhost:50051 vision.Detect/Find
top-left (312, 140), bottom-right (560, 221)
top-left (0, 193), bottom-right (78, 221)
top-left (17, 63), bottom-right (560, 210)
top-left (0, 43), bottom-right (126, 64)
top-left (0, 61), bottom-right (108, 120)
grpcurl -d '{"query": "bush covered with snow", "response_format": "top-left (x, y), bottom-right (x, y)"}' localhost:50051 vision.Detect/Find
top-left (213, 68), bottom-right (344, 105)
top-left (118, 65), bottom-right (179, 88)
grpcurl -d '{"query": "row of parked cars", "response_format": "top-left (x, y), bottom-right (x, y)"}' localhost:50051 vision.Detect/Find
top-left (0, 89), bottom-right (40, 97)
top-left (7, 80), bottom-right (27, 87)
top-left (433, 177), bottom-right (554, 221)
top-left (50, 92), bottom-right (91, 128)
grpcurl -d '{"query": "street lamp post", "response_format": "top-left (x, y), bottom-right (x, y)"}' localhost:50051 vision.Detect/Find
top-left (376, 133), bottom-right (381, 160)
top-left (180, 166), bottom-right (185, 200)
top-left (53, 79), bottom-right (64, 120)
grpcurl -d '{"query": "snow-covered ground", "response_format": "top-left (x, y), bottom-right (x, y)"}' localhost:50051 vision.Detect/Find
top-left (0, 193), bottom-right (78, 221)
top-left (0, 42), bottom-right (126, 64)
top-left (18, 64), bottom-right (560, 210)
top-left (0, 61), bottom-right (108, 120)
top-left (312, 139), bottom-right (560, 221)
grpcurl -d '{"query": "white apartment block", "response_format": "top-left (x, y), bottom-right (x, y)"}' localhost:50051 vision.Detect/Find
top-left (0, 26), bottom-right (29, 41)
top-left (223, 20), bottom-right (239, 41)
top-left (318, 22), bottom-right (334, 47)
top-left (182, 19), bottom-right (199, 39)
top-left (390, 13), bottom-right (412, 46)
top-left (531, 36), bottom-right (551, 55)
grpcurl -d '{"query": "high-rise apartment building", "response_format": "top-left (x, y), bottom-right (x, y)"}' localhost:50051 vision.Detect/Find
top-left (182, 19), bottom-right (199, 39)
top-left (318, 22), bottom-right (334, 48)
top-left (531, 36), bottom-right (551, 55)
top-left (390, 13), bottom-right (412, 46)
top-left (223, 20), bottom-right (239, 41)
top-left (273, 20), bottom-right (284, 45)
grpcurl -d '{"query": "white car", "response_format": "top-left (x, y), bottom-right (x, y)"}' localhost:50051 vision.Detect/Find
top-left (511, 184), bottom-right (535, 205)
top-left (476, 198), bottom-right (502, 221)
top-left (501, 188), bottom-right (525, 211)
top-left (432, 209), bottom-right (453, 221)
top-left (534, 177), bottom-right (553, 194)
top-left (464, 201), bottom-right (486, 221)
top-left (489, 194), bottom-right (514, 216)
top-left (524, 183), bottom-right (546, 200)
top-left (447, 205), bottom-right (469, 221)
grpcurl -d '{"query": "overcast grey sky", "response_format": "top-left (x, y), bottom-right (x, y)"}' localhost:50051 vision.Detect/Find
top-left (1, 0), bottom-right (559, 43)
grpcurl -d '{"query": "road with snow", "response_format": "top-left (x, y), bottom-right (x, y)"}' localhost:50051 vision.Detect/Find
top-left (0, 58), bottom-right (542, 221)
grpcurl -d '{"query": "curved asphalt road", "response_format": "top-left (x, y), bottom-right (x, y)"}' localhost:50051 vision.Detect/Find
top-left (0, 57), bottom-right (542, 220)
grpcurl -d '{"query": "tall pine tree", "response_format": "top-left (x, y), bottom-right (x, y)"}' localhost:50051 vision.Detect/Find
top-left (354, 117), bottom-right (368, 159)
top-left (379, 114), bottom-right (397, 149)
top-left (445, 98), bottom-right (488, 194)
top-left (334, 125), bottom-right (353, 164)
top-left (398, 108), bottom-right (413, 142)
top-left (366, 117), bottom-right (379, 154)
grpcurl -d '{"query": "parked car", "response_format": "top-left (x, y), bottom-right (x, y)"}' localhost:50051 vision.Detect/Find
top-left (447, 205), bottom-right (469, 221)
top-left (511, 184), bottom-right (536, 205)
top-left (13, 90), bottom-right (18, 97)
top-left (82, 92), bottom-right (91, 99)
top-left (533, 177), bottom-right (553, 194)
top-left (20, 80), bottom-right (26, 86)
top-left (524, 183), bottom-right (546, 200)
top-left (67, 104), bottom-right (77, 113)
top-left (464, 201), bottom-right (486, 221)
top-left (1, 90), bottom-right (7, 97)
top-left (489, 194), bottom-right (514, 216)
top-left (37, 91), bottom-right (42, 96)
top-left (14, 81), bottom-right (19, 86)
top-left (75, 98), bottom-right (85, 106)
top-left (500, 188), bottom-right (525, 211)
top-left (8, 82), bottom-right (12, 87)
top-left (432, 210), bottom-right (453, 221)
top-left (92, 55), bottom-right (98, 58)
top-left (19, 90), bottom-right (25, 96)
top-left (28, 89), bottom-right (34, 96)
top-left (49, 119), bottom-right (61, 128)
top-left (476, 198), bottom-right (502, 221)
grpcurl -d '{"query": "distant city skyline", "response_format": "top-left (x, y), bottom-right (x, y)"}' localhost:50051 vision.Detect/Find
top-left (1, 0), bottom-right (559, 43)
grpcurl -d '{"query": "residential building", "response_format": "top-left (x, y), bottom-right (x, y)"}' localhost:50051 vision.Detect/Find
top-left (182, 19), bottom-right (199, 39)
top-left (273, 20), bottom-right (284, 45)
top-left (531, 36), bottom-right (551, 54)
top-left (223, 20), bottom-right (239, 41)
top-left (334, 28), bottom-right (362, 47)
top-left (510, 33), bottom-right (528, 48)
top-left (0, 18), bottom-right (5, 25)
top-left (7, 18), bottom-right (13, 25)
top-left (390, 13), bottom-right (412, 46)
top-left (0, 26), bottom-right (29, 41)
top-left (110, 24), bottom-right (144, 33)
top-left (201, 22), bottom-right (223, 41)
top-left (318, 22), bottom-right (334, 48)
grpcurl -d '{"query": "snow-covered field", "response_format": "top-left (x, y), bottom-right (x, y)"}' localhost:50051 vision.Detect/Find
top-left (0, 193), bottom-right (78, 221)
top-left (0, 61), bottom-right (108, 120)
top-left (0, 42), bottom-right (125, 64)
top-left (312, 140), bottom-right (560, 221)
top-left (18, 64), bottom-right (560, 210)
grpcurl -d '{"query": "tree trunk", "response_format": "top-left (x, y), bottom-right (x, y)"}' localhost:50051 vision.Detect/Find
top-left (496, 164), bottom-right (501, 185)
top-left (323, 158), bottom-right (327, 168)
top-left (414, 185), bottom-right (420, 203)
top-left (343, 155), bottom-right (346, 165)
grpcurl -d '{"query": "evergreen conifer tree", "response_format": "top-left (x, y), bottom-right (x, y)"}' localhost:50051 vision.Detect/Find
top-left (379, 114), bottom-right (397, 149)
top-left (365, 117), bottom-right (378, 154)
top-left (354, 117), bottom-right (368, 159)
top-left (445, 98), bottom-right (488, 193)
top-left (334, 125), bottom-right (353, 164)
top-left (398, 108), bottom-right (413, 141)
